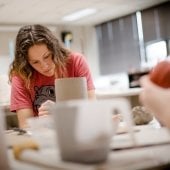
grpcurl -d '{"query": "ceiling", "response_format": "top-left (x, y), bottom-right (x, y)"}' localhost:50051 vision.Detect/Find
top-left (0, 0), bottom-right (168, 26)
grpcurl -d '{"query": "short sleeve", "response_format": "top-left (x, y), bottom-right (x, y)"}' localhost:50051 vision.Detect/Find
top-left (10, 76), bottom-right (32, 112)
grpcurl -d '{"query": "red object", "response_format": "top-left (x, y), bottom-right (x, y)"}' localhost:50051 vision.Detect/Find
top-left (150, 60), bottom-right (170, 88)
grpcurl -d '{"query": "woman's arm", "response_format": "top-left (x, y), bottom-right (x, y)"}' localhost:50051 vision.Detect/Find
top-left (16, 108), bottom-right (34, 129)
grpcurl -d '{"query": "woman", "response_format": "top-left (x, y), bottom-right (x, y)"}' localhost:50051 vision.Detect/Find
top-left (139, 76), bottom-right (170, 128)
top-left (9, 24), bottom-right (95, 128)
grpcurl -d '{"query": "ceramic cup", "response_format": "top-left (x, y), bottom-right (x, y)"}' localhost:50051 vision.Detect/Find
top-left (50, 98), bottom-right (134, 163)
top-left (55, 77), bottom-right (88, 102)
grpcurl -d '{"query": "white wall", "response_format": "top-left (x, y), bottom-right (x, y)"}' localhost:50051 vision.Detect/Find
top-left (0, 57), bottom-right (11, 75)
top-left (55, 25), bottom-right (100, 78)
top-left (0, 74), bottom-right (11, 104)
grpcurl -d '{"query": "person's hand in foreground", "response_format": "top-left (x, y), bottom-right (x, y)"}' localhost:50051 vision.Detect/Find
top-left (139, 75), bottom-right (170, 128)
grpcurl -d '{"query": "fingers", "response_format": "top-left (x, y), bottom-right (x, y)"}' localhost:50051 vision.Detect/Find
top-left (38, 100), bottom-right (55, 116)
top-left (38, 105), bottom-right (49, 116)
top-left (112, 114), bottom-right (122, 121)
top-left (42, 100), bottom-right (55, 106)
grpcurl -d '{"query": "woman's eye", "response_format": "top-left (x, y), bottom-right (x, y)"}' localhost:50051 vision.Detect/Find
top-left (45, 53), bottom-right (52, 60)
top-left (44, 55), bottom-right (50, 59)
top-left (32, 61), bottom-right (39, 64)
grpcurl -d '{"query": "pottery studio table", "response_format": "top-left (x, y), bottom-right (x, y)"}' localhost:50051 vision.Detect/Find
top-left (6, 120), bottom-right (170, 170)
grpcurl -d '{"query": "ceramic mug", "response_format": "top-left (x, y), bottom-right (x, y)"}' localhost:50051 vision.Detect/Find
top-left (55, 77), bottom-right (88, 102)
top-left (50, 98), bottom-right (135, 163)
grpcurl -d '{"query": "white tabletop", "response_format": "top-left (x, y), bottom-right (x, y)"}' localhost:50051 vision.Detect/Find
top-left (7, 124), bottom-right (170, 170)
top-left (96, 87), bottom-right (142, 98)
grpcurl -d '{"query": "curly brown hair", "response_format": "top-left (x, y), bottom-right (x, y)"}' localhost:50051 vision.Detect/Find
top-left (9, 24), bottom-right (71, 88)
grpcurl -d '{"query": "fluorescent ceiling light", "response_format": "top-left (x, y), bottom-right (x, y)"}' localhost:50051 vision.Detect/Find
top-left (62, 8), bottom-right (97, 21)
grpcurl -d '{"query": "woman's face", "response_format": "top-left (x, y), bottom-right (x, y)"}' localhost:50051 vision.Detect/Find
top-left (28, 44), bottom-right (56, 77)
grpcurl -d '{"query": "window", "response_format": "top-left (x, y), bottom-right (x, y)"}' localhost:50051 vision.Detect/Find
top-left (145, 40), bottom-right (167, 67)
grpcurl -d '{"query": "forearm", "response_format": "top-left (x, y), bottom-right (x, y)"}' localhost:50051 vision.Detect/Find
top-left (16, 109), bottom-right (34, 129)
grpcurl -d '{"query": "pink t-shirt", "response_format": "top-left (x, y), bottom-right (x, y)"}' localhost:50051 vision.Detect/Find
top-left (10, 52), bottom-right (95, 116)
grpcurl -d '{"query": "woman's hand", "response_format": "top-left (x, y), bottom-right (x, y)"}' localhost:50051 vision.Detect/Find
top-left (38, 100), bottom-right (55, 116)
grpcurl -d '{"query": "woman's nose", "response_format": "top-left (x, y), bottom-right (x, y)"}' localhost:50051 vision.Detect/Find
top-left (41, 61), bottom-right (49, 69)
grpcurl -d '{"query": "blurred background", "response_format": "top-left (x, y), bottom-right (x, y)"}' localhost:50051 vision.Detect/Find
top-left (0, 0), bottom-right (170, 122)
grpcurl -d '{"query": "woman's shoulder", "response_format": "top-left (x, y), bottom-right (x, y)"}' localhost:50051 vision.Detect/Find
top-left (69, 52), bottom-right (86, 63)
top-left (11, 74), bottom-right (23, 81)
top-left (11, 74), bottom-right (26, 88)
